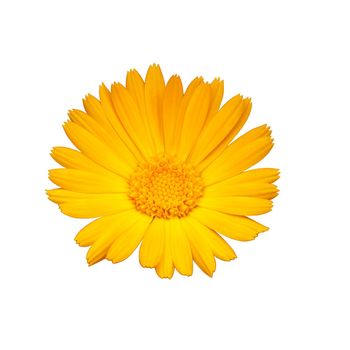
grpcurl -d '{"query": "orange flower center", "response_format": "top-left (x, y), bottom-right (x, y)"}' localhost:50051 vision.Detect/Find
top-left (128, 156), bottom-right (204, 219)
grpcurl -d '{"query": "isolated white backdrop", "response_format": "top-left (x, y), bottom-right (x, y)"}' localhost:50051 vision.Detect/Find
top-left (1, 0), bottom-right (349, 349)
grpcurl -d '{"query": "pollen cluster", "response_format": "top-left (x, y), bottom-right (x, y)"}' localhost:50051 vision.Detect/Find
top-left (128, 156), bottom-right (204, 219)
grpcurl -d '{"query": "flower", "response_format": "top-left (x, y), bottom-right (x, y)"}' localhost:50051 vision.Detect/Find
top-left (47, 64), bottom-right (279, 278)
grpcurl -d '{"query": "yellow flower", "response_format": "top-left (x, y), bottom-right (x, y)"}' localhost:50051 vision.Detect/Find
top-left (47, 64), bottom-right (279, 278)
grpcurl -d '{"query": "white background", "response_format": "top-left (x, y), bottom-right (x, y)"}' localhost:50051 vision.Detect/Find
top-left (1, 0), bottom-right (349, 349)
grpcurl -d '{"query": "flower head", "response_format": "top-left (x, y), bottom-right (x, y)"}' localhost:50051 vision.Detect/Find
top-left (47, 64), bottom-right (279, 278)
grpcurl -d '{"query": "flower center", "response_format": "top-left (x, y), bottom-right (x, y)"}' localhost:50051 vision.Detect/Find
top-left (128, 156), bottom-right (204, 219)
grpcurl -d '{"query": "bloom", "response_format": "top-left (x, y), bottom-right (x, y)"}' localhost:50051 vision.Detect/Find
top-left (47, 64), bottom-right (279, 278)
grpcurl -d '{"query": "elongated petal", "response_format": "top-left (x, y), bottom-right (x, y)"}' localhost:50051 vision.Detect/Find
top-left (185, 217), bottom-right (236, 261)
top-left (235, 123), bottom-right (271, 146)
top-left (189, 95), bottom-right (247, 164)
top-left (162, 75), bottom-right (183, 154)
top-left (50, 147), bottom-right (109, 174)
top-left (139, 219), bottom-right (165, 268)
top-left (207, 78), bottom-right (224, 121)
top-left (48, 168), bottom-right (127, 194)
top-left (180, 217), bottom-right (216, 277)
top-left (68, 109), bottom-right (118, 151)
top-left (202, 125), bottom-right (273, 185)
top-left (199, 196), bottom-right (273, 216)
top-left (82, 94), bottom-right (109, 129)
top-left (75, 216), bottom-right (108, 247)
top-left (46, 188), bottom-right (91, 204)
top-left (196, 99), bottom-right (252, 171)
top-left (75, 212), bottom-right (133, 247)
top-left (85, 210), bottom-right (138, 265)
top-left (169, 219), bottom-right (193, 276)
top-left (205, 180), bottom-right (279, 199)
top-left (63, 121), bottom-right (135, 178)
top-left (126, 69), bottom-right (145, 108)
top-left (107, 212), bottom-right (152, 264)
top-left (177, 83), bottom-right (211, 160)
top-left (144, 64), bottom-right (165, 154)
top-left (84, 92), bottom-right (143, 163)
top-left (214, 168), bottom-right (280, 184)
top-left (111, 83), bottom-right (154, 158)
top-left (190, 207), bottom-right (268, 241)
top-left (126, 69), bottom-right (157, 155)
top-left (58, 193), bottom-right (133, 218)
top-left (68, 109), bottom-right (139, 165)
top-left (99, 83), bottom-right (145, 163)
top-left (172, 77), bottom-right (204, 154)
top-left (207, 230), bottom-right (236, 261)
top-left (156, 220), bottom-right (175, 279)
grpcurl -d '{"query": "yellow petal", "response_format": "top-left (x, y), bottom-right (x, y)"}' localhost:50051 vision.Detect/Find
top-left (207, 78), bottom-right (224, 121)
top-left (144, 64), bottom-right (165, 154)
top-left (207, 230), bottom-right (236, 261)
top-left (126, 69), bottom-right (145, 108)
top-left (48, 168), bottom-right (127, 194)
top-left (107, 212), bottom-right (152, 264)
top-left (63, 121), bottom-right (135, 178)
top-left (99, 83), bottom-right (145, 163)
top-left (68, 109), bottom-right (139, 164)
top-left (189, 94), bottom-right (245, 164)
top-left (51, 147), bottom-right (109, 174)
top-left (190, 207), bottom-right (268, 241)
top-left (59, 193), bottom-right (133, 218)
top-left (205, 180), bottom-right (279, 199)
top-left (202, 125), bottom-right (273, 185)
top-left (180, 217), bottom-right (216, 277)
top-left (184, 217), bottom-right (236, 261)
top-left (46, 188), bottom-right (90, 204)
top-left (172, 77), bottom-right (204, 154)
top-left (82, 94), bottom-right (110, 129)
top-left (68, 109), bottom-right (115, 148)
top-left (216, 168), bottom-right (280, 184)
top-left (139, 219), bottom-right (165, 268)
top-left (162, 75), bottom-right (183, 154)
top-left (177, 83), bottom-right (211, 160)
top-left (126, 69), bottom-right (157, 155)
top-left (169, 219), bottom-right (193, 276)
top-left (156, 219), bottom-right (175, 279)
top-left (232, 123), bottom-right (271, 149)
top-left (196, 99), bottom-right (252, 171)
top-left (86, 210), bottom-right (140, 265)
top-left (111, 83), bottom-right (154, 158)
top-left (199, 196), bottom-right (273, 216)
top-left (75, 212), bottom-right (134, 247)
top-left (75, 217), bottom-right (106, 247)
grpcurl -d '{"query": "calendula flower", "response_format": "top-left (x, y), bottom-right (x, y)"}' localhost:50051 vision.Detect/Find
top-left (47, 64), bottom-right (279, 278)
